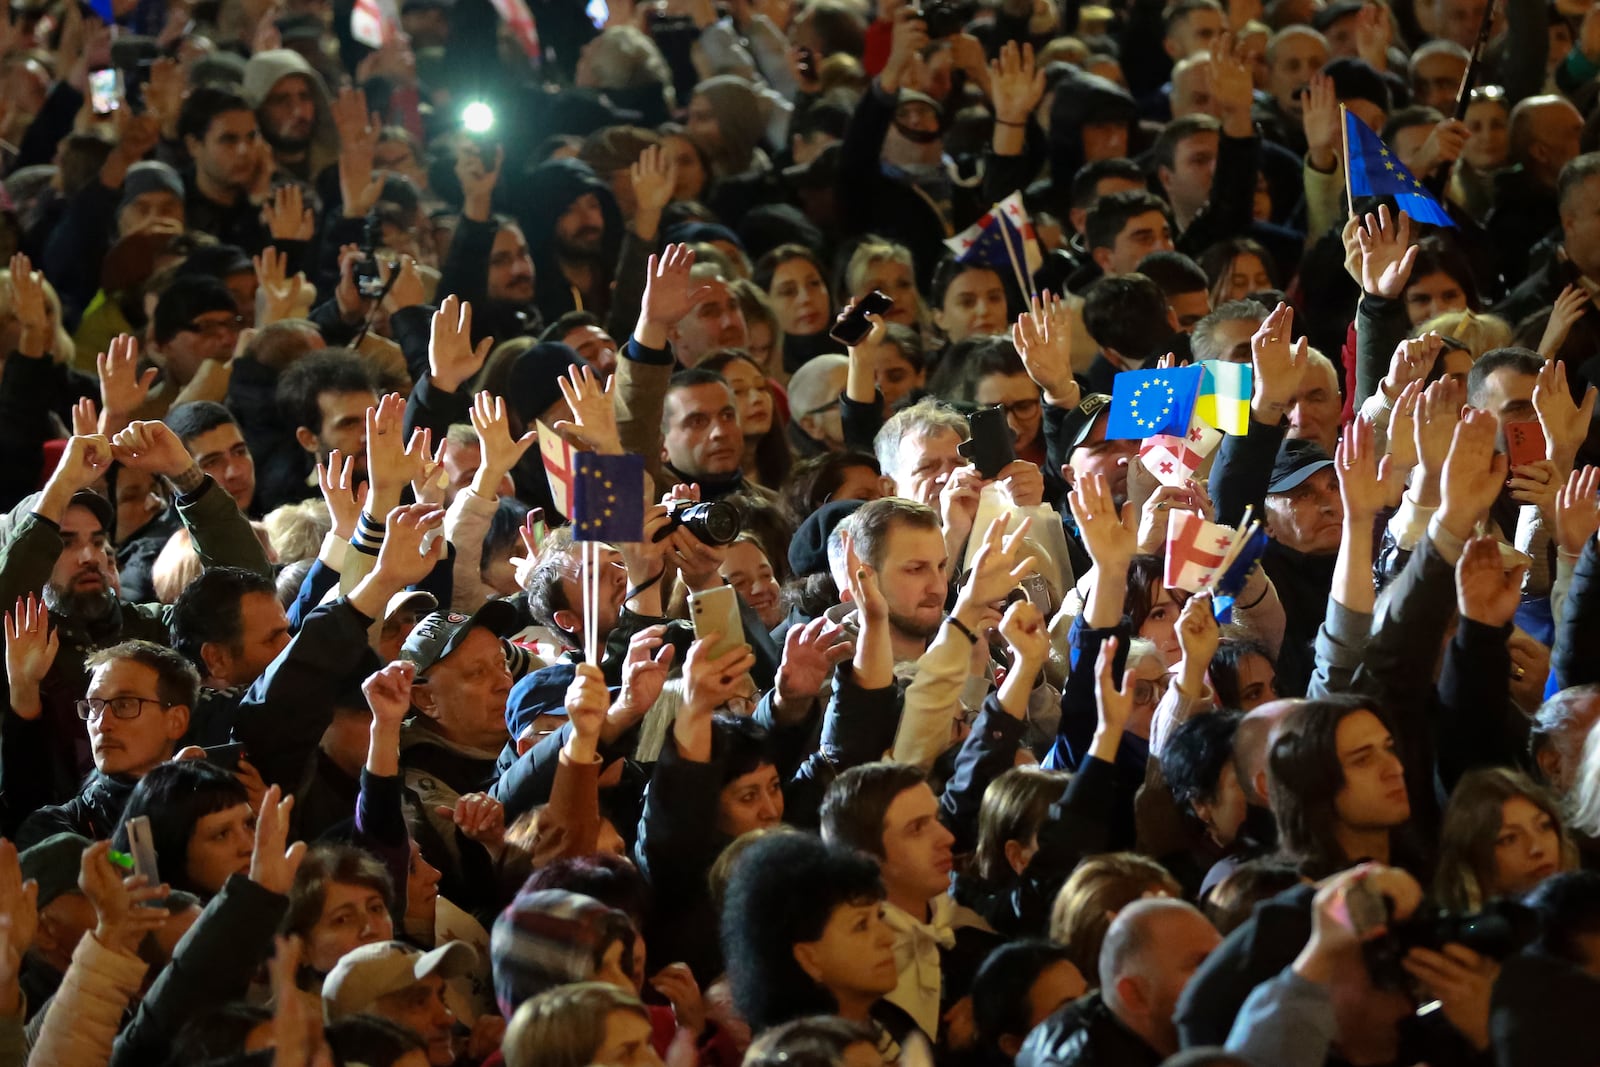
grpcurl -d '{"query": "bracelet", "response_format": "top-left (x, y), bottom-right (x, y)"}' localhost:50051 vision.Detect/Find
top-left (946, 614), bottom-right (979, 644)
top-left (995, 118), bottom-right (1027, 128)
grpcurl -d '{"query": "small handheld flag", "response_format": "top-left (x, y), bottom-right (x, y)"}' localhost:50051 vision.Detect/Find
top-left (1195, 360), bottom-right (1253, 435)
top-left (571, 453), bottom-right (646, 544)
top-left (350, 0), bottom-right (399, 47)
top-left (537, 421), bottom-right (575, 520)
top-left (1105, 365), bottom-right (1203, 440)
top-left (945, 193), bottom-right (1041, 298)
top-left (1165, 510), bottom-right (1240, 592)
top-left (1344, 109), bottom-right (1455, 227)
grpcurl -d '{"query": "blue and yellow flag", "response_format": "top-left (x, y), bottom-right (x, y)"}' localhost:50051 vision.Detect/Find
top-left (1345, 110), bottom-right (1455, 228)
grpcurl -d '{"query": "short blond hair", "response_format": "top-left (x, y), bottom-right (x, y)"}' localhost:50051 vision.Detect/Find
top-left (504, 982), bottom-right (648, 1067)
top-left (1049, 852), bottom-right (1182, 980)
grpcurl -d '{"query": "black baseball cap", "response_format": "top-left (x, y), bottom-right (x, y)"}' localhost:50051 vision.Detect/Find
top-left (1060, 393), bottom-right (1113, 452)
top-left (400, 599), bottom-right (521, 673)
top-left (1267, 439), bottom-right (1335, 494)
top-left (68, 490), bottom-right (115, 534)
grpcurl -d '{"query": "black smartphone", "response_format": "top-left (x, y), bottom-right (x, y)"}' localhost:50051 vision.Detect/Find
top-left (960, 405), bottom-right (1016, 479)
top-left (203, 742), bottom-right (246, 771)
top-left (797, 45), bottom-right (817, 79)
top-left (830, 290), bottom-right (894, 346)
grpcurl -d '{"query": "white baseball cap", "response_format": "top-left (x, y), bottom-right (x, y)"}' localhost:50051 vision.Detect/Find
top-left (322, 940), bottom-right (478, 1021)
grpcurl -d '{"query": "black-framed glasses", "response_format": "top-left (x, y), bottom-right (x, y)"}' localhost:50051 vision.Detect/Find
top-left (182, 315), bottom-right (244, 340)
top-left (992, 397), bottom-right (1041, 420)
top-left (75, 695), bottom-right (170, 722)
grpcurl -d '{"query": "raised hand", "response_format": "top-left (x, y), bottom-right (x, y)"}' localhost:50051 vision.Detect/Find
top-left (363, 659), bottom-right (416, 735)
top-left (379, 254), bottom-right (425, 313)
top-left (374, 502), bottom-right (449, 588)
top-left (268, 936), bottom-right (331, 1067)
top-left (956, 514), bottom-right (1037, 621)
top-left (612, 630), bottom-right (674, 730)
top-left (254, 246), bottom-right (308, 326)
top-left (428, 295), bottom-right (492, 393)
top-left (1210, 31), bottom-right (1255, 135)
top-left (1356, 205), bottom-right (1417, 300)
top-left (435, 793), bottom-right (506, 855)
top-left (317, 449), bottom-right (367, 541)
top-left (1382, 332), bottom-right (1440, 401)
top-left (1555, 465), bottom-right (1600, 558)
top-left (650, 963), bottom-right (707, 1038)
top-left (1250, 301), bottom-right (1310, 422)
top-left (1302, 73), bottom-right (1341, 171)
top-left (1091, 634), bottom-right (1133, 758)
top-left (262, 183), bottom-right (314, 241)
top-left (1438, 407), bottom-right (1507, 541)
top-left (939, 464), bottom-right (987, 557)
top-left (1455, 535), bottom-right (1526, 627)
top-left (1336, 416), bottom-right (1390, 523)
top-left (637, 244), bottom-right (710, 344)
top-left (455, 143), bottom-right (502, 222)
top-left (882, 5), bottom-right (930, 93)
top-left (1068, 472), bottom-right (1136, 573)
top-left (988, 39), bottom-right (1044, 125)
top-left (97, 334), bottom-right (156, 428)
top-left (1413, 376), bottom-right (1464, 498)
top-left (111, 420), bottom-right (197, 479)
top-left (470, 391), bottom-right (538, 492)
top-left (1537, 285), bottom-right (1591, 360)
top-left (1175, 591), bottom-right (1220, 680)
top-left (4, 595), bottom-right (57, 721)
top-left (998, 598), bottom-right (1049, 668)
top-left (71, 396), bottom-right (98, 437)
top-left (250, 784), bottom-right (306, 894)
top-left (629, 143), bottom-right (676, 239)
top-left (9, 252), bottom-right (49, 358)
top-left (774, 616), bottom-right (853, 714)
top-left (79, 840), bottom-right (168, 954)
top-left (1508, 458), bottom-right (1560, 527)
top-left (143, 56), bottom-right (182, 139)
top-left (1533, 358), bottom-right (1597, 472)
top-left (0, 839), bottom-right (36, 996)
top-left (1012, 291), bottom-right (1080, 409)
top-left (676, 638), bottom-right (758, 759)
top-left (552, 364), bottom-right (623, 454)
top-left (563, 661), bottom-right (611, 761)
top-left (43, 434), bottom-right (113, 504)
top-left (364, 392), bottom-right (411, 507)
top-left (334, 87), bottom-right (383, 219)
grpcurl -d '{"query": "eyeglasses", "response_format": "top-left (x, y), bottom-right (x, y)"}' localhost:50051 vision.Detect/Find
top-left (182, 315), bottom-right (244, 339)
top-left (1132, 673), bottom-right (1173, 707)
top-left (76, 695), bottom-right (170, 722)
top-left (991, 397), bottom-right (1041, 420)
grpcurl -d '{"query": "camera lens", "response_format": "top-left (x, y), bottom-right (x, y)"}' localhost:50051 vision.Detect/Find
top-left (678, 501), bottom-right (742, 546)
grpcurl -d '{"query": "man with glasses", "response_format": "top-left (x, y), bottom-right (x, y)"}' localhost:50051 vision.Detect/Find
top-left (15, 639), bottom-right (199, 847)
top-left (145, 280), bottom-right (246, 421)
top-left (786, 353), bottom-right (849, 457)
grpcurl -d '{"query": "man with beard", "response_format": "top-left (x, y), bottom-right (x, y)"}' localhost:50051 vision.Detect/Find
top-left (437, 145), bottom-right (541, 345)
top-left (273, 350), bottom-right (379, 506)
top-left (0, 424), bottom-right (272, 822)
top-left (177, 87), bottom-right (272, 255)
top-left (519, 158), bottom-right (623, 323)
top-left (242, 49), bottom-right (339, 182)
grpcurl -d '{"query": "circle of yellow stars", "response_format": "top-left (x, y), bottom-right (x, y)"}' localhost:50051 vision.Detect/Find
top-left (1129, 376), bottom-right (1177, 430)
top-left (1376, 145), bottom-right (1427, 192)
top-left (576, 466), bottom-right (618, 533)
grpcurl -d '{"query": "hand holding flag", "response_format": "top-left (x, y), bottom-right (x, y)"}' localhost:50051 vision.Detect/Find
top-left (1343, 107), bottom-right (1455, 227)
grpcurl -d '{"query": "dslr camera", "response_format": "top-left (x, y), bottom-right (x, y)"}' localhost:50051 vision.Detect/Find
top-left (911, 0), bottom-right (975, 37)
top-left (653, 500), bottom-right (742, 546)
top-left (1362, 900), bottom-right (1538, 989)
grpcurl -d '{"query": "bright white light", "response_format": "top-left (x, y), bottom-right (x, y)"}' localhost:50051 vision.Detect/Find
top-left (462, 101), bottom-right (495, 134)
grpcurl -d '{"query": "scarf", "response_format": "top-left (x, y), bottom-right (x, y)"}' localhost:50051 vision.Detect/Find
top-left (882, 896), bottom-right (960, 1040)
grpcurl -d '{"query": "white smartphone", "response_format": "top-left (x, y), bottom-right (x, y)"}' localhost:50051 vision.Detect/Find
top-left (689, 585), bottom-right (744, 661)
top-left (89, 68), bottom-right (123, 115)
top-left (125, 814), bottom-right (160, 899)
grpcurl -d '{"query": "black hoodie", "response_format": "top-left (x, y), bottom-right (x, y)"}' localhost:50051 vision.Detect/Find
top-left (507, 158), bottom-right (625, 325)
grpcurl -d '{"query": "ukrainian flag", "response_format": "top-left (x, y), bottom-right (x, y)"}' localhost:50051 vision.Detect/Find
top-left (1195, 360), bottom-right (1252, 435)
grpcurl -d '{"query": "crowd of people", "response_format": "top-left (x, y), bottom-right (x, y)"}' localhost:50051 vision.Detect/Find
top-left (1, 0), bottom-right (1600, 1062)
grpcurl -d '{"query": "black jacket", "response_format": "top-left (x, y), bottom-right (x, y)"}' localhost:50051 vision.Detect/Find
top-left (15, 771), bottom-right (136, 848)
top-left (1017, 991), bottom-right (1163, 1067)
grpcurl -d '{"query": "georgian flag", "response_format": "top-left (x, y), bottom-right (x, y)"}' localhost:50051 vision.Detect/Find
top-left (943, 193), bottom-right (1043, 276)
top-left (350, 0), bottom-right (399, 48)
top-left (537, 420), bottom-right (574, 520)
top-left (1139, 412), bottom-right (1222, 487)
top-left (1165, 510), bottom-right (1239, 593)
top-left (488, 0), bottom-right (543, 61)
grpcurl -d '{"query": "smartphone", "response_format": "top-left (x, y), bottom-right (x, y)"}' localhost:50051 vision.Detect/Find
top-left (960, 405), bottom-right (1016, 479)
top-left (830, 290), bottom-right (894, 346)
top-left (89, 68), bottom-right (122, 115)
top-left (797, 45), bottom-right (817, 79)
top-left (125, 814), bottom-right (161, 896)
top-left (689, 585), bottom-right (744, 661)
top-left (203, 742), bottom-right (245, 771)
top-left (1505, 420), bottom-right (1546, 469)
top-left (1328, 877), bottom-right (1390, 939)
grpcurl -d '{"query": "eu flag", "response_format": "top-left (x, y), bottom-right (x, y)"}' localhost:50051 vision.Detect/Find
top-left (1105, 366), bottom-right (1203, 440)
top-left (1345, 110), bottom-right (1455, 228)
top-left (571, 453), bottom-right (645, 543)
top-left (88, 0), bottom-right (113, 20)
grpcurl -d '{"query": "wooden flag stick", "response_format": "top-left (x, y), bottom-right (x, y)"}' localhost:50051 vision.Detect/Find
top-left (996, 210), bottom-right (1034, 302)
top-left (1340, 103), bottom-right (1355, 217)
top-left (583, 540), bottom-right (598, 666)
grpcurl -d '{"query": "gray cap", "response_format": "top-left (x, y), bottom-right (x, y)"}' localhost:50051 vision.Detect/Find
top-left (118, 161), bottom-right (184, 215)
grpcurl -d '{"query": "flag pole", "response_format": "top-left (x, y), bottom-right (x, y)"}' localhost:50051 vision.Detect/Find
top-left (997, 215), bottom-right (1034, 303)
top-left (1340, 103), bottom-right (1355, 217)
top-left (583, 541), bottom-right (598, 666)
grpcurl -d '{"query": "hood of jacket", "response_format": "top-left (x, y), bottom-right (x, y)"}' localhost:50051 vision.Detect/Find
top-left (1047, 70), bottom-right (1139, 188)
top-left (241, 49), bottom-right (340, 177)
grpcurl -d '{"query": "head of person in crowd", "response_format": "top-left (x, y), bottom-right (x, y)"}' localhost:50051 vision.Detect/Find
top-left (1464, 345), bottom-right (1541, 432)
top-left (671, 265), bottom-right (748, 366)
top-left (164, 402), bottom-right (256, 513)
top-left (874, 398), bottom-right (968, 507)
top-left (114, 160), bottom-right (186, 240)
top-left (1164, 0), bottom-right (1225, 60)
top-left (1414, 311), bottom-right (1505, 375)
top-left (178, 87), bottom-right (262, 202)
top-left (1083, 273), bottom-right (1181, 370)
top-left (787, 353), bottom-right (850, 452)
top-left (1202, 858), bottom-right (1305, 934)
top-left (323, 940), bottom-right (477, 1066)
top-left (1268, 696), bottom-right (1411, 877)
top-left (1264, 26), bottom-right (1328, 123)
top-left (728, 276), bottom-right (780, 372)
top-left (1169, 53), bottom-right (1220, 120)
top-left (1096, 899), bottom-right (1221, 1059)
top-left (1400, 237), bottom-right (1478, 327)
top-left (578, 126), bottom-right (660, 222)
top-left (822, 763), bottom-right (956, 921)
top-left (882, 88), bottom-right (945, 169)
top-left (687, 75), bottom-right (777, 177)
top-left (1462, 83), bottom-right (1511, 172)
top-left (284, 843), bottom-right (398, 975)
top-left (1164, 711), bottom-right (1249, 850)
top-left (504, 982), bottom-right (660, 1067)
top-left (656, 125), bottom-right (711, 204)
top-left (1197, 239), bottom-right (1277, 307)
top-left (242, 48), bottom-right (334, 172)
top-left (322, 1014), bottom-right (430, 1067)
top-left (81, 639), bottom-right (198, 780)
top-left (718, 533), bottom-right (784, 629)
top-left (931, 258), bottom-right (1009, 345)
top-left (952, 338), bottom-right (1043, 458)
top-left (1153, 115), bottom-right (1226, 231)
top-left (1262, 436), bottom-right (1341, 555)
top-left (1191, 298), bottom-right (1269, 364)
top-left (150, 278), bottom-right (244, 389)
top-left (491, 888), bottom-right (638, 1014)
top-left (1433, 766), bottom-right (1576, 910)
top-left (721, 830), bottom-right (896, 1034)
top-left (575, 24), bottom-right (677, 107)
top-left (1049, 852), bottom-right (1183, 978)
top-left (974, 766), bottom-right (1071, 884)
top-left (1525, 870), bottom-right (1600, 976)
top-left (660, 366), bottom-right (746, 483)
top-left (540, 310), bottom-right (619, 375)
top-left (1410, 40), bottom-right (1470, 112)
top-left (275, 350), bottom-right (378, 479)
top-left (1048, 67), bottom-right (1138, 179)
top-left (845, 240), bottom-right (926, 331)
top-left (41, 487), bottom-right (119, 621)
top-left (1137, 250), bottom-right (1212, 333)
top-left (1284, 349), bottom-right (1342, 455)
top-left (477, 213), bottom-right (537, 309)
top-left (170, 566), bottom-right (290, 691)
top-left (1532, 684), bottom-right (1600, 795)
top-left (1206, 637), bottom-right (1280, 711)
top-left (840, 497), bottom-right (950, 653)
top-left (525, 529), bottom-right (628, 653)
top-left (1067, 157), bottom-right (1147, 238)
top-left (741, 1016), bottom-right (880, 1067)
top-left (700, 350), bottom-right (791, 486)
top-left (1086, 191), bottom-right (1176, 278)
top-left (521, 158), bottom-right (623, 293)
top-left (1509, 94), bottom-right (1585, 193)
top-left (401, 603), bottom-right (519, 754)
top-left (1558, 153), bottom-right (1600, 284)
top-left (21, 832), bottom-right (97, 978)
top-left (755, 243), bottom-right (834, 342)
top-left (972, 940), bottom-right (1088, 1058)
top-left (113, 758), bottom-right (251, 898)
